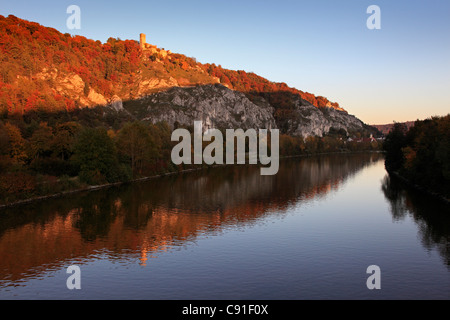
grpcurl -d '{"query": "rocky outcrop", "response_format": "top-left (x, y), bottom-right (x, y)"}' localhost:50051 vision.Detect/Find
top-left (288, 98), bottom-right (365, 137)
top-left (36, 68), bottom-right (108, 108)
top-left (109, 95), bottom-right (124, 112)
top-left (84, 88), bottom-right (107, 106)
top-left (54, 73), bottom-right (85, 96)
top-left (133, 84), bottom-right (277, 131)
top-left (136, 77), bottom-right (179, 96)
top-left (124, 84), bottom-right (366, 137)
top-left (33, 59), bottom-right (365, 138)
top-left (36, 69), bottom-right (367, 137)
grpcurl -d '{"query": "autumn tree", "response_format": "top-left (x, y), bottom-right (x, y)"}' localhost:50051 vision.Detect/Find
top-left (29, 122), bottom-right (54, 160)
top-left (4, 122), bottom-right (27, 164)
top-left (51, 121), bottom-right (80, 160)
top-left (115, 121), bottom-right (157, 177)
top-left (0, 123), bottom-right (11, 173)
top-left (147, 121), bottom-right (172, 161)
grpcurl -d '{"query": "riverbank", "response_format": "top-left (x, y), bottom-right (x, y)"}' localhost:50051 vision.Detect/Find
top-left (0, 150), bottom-right (384, 210)
top-left (0, 169), bottom-right (182, 210)
top-left (387, 170), bottom-right (450, 206)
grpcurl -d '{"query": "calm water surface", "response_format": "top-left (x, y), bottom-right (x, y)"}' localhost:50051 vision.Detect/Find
top-left (0, 153), bottom-right (448, 299)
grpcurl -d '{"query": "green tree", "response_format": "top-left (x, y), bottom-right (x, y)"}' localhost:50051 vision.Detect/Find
top-left (72, 127), bottom-right (128, 185)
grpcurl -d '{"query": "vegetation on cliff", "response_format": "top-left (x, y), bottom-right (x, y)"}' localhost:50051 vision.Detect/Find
top-left (0, 14), bottom-right (344, 117)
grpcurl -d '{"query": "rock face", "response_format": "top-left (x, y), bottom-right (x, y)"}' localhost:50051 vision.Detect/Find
top-left (135, 84), bottom-right (277, 131)
top-left (85, 88), bottom-right (107, 106)
top-left (109, 95), bottom-right (124, 112)
top-left (286, 96), bottom-right (365, 137)
top-left (36, 68), bottom-right (108, 108)
top-left (37, 70), bottom-right (362, 137)
top-left (124, 84), bottom-right (366, 137)
top-left (136, 77), bottom-right (179, 96)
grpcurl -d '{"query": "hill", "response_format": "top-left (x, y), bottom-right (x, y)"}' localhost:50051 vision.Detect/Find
top-left (0, 14), bottom-right (377, 138)
top-left (372, 121), bottom-right (415, 136)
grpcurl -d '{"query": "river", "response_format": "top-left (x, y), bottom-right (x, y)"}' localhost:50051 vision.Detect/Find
top-left (0, 153), bottom-right (448, 299)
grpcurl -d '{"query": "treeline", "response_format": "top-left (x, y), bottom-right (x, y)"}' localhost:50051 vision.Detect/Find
top-left (383, 115), bottom-right (450, 199)
top-left (0, 110), bottom-right (176, 204)
top-left (279, 130), bottom-right (380, 156)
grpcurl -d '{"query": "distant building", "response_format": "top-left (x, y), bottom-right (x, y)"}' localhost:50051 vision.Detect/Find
top-left (140, 33), bottom-right (160, 51)
top-left (140, 33), bottom-right (146, 49)
top-left (139, 33), bottom-right (171, 60)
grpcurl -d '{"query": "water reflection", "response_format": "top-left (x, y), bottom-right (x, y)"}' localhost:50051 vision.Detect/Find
top-left (381, 174), bottom-right (450, 268)
top-left (0, 153), bottom-right (383, 286)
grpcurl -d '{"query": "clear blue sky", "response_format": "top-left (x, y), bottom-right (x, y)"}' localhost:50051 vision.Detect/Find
top-left (1, 0), bottom-right (449, 124)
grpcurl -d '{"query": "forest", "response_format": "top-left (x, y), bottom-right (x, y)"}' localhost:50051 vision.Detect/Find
top-left (383, 114), bottom-right (450, 200)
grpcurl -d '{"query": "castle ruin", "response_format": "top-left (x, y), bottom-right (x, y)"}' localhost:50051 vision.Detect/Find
top-left (139, 33), bottom-right (171, 57)
top-left (140, 33), bottom-right (146, 49)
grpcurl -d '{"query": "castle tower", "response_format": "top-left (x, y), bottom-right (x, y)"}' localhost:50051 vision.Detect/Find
top-left (140, 33), bottom-right (146, 49)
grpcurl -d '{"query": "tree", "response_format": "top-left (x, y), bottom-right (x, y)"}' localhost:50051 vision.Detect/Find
top-left (4, 122), bottom-right (27, 164)
top-left (383, 123), bottom-right (407, 172)
top-left (383, 115), bottom-right (450, 198)
top-left (29, 122), bottom-right (54, 159)
top-left (0, 123), bottom-right (11, 173)
top-left (72, 127), bottom-right (128, 185)
top-left (115, 121), bottom-right (157, 177)
top-left (0, 123), bottom-right (10, 155)
top-left (51, 121), bottom-right (80, 160)
top-left (148, 122), bottom-right (171, 159)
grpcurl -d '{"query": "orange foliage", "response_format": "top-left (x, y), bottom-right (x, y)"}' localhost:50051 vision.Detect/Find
top-left (0, 14), bottom-right (344, 117)
top-left (0, 172), bottom-right (37, 195)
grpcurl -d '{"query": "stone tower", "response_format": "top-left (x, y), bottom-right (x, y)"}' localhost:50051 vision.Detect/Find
top-left (140, 33), bottom-right (146, 49)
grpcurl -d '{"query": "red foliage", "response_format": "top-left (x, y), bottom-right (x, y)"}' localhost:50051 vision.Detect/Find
top-left (0, 14), bottom-right (344, 116)
top-left (24, 91), bottom-right (42, 113)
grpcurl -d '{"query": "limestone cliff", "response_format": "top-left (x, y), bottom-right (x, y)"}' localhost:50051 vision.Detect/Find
top-left (286, 95), bottom-right (365, 137)
top-left (128, 84), bottom-right (276, 131)
top-left (123, 84), bottom-right (367, 138)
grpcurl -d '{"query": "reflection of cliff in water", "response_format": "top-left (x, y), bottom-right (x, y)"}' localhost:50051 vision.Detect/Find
top-left (0, 153), bottom-right (382, 285)
top-left (381, 174), bottom-right (450, 268)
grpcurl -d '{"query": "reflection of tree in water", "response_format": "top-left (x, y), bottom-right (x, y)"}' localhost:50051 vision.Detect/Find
top-left (0, 153), bottom-right (384, 283)
top-left (381, 174), bottom-right (450, 268)
top-left (73, 190), bottom-right (123, 242)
